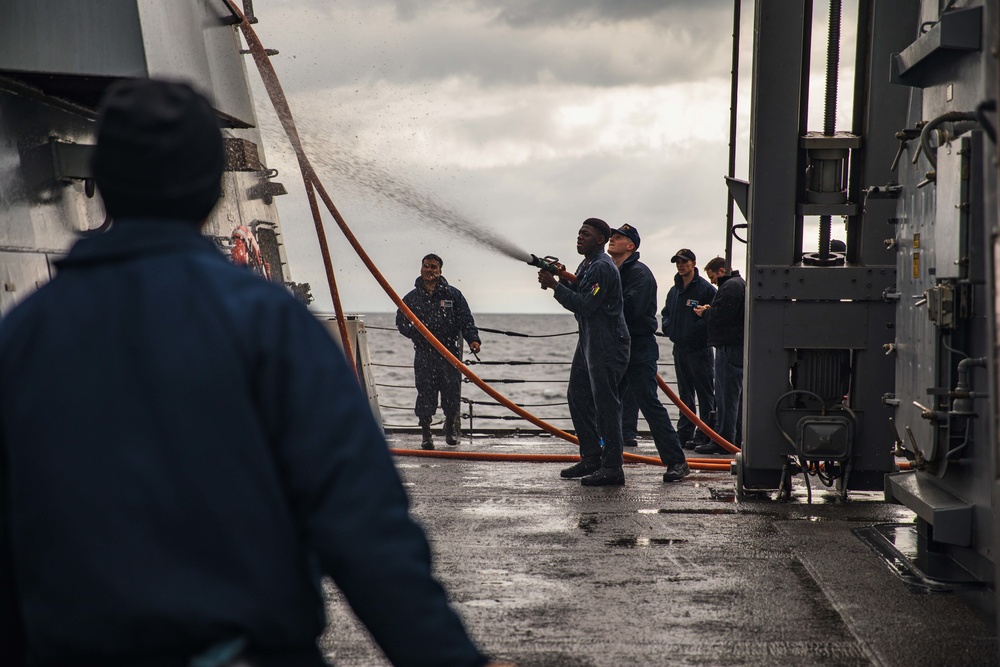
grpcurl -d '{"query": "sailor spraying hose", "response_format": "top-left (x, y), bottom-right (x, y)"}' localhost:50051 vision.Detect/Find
top-left (538, 218), bottom-right (631, 487)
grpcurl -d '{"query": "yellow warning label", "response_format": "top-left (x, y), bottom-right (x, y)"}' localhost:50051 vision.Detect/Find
top-left (913, 233), bottom-right (921, 249)
top-left (912, 252), bottom-right (920, 279)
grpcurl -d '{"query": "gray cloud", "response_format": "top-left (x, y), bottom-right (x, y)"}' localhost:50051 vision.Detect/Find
top-left (260, 0), bottom-right (738, 92)
top-left (245, 0), bottom-right (758, 313)
top-left (392, 0), bottom-right (733, 28)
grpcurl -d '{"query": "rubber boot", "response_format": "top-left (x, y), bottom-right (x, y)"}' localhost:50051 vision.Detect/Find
top-left (419, 416), bottom-right (434, 450)
top-left (444, 413), bottom-right (460, 446)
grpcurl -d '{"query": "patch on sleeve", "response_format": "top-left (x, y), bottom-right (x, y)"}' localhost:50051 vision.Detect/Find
top-left (590, 283), bottom-right (600, 297)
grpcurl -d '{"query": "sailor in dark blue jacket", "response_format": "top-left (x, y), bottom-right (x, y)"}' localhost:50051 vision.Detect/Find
top-left (0, 79), bottom-right (493, 667)
top-left (661, 248), bottom-right (717, 449)
top-left (396, 254), bottom-right (481, 449)
top-left (538, 218), bottom-right (630, 486)
top-left (607, 225), bottom-right (689, 482)
top-left (695, 257), bottom-right (746, 454)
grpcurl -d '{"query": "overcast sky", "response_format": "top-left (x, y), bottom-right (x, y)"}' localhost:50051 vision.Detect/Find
top-left (244, 0), bottom-right (856, 314)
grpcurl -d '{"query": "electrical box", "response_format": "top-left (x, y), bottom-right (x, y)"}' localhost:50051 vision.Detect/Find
top-left (795, 415), bottom-right (853, 461)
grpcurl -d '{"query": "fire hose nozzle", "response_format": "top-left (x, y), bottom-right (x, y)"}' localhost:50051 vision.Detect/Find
top-left (528, 253), bottom-right (577, 283)
top-left (527, 253), bottom-right (559, 273)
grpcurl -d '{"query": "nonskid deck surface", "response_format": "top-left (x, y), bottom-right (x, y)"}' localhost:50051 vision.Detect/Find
top-left (318, 433), bottom-right (997, 666)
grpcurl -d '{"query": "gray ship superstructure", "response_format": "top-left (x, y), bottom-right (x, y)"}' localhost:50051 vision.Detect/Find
top-left (0, 1), bottom-right (294, 316)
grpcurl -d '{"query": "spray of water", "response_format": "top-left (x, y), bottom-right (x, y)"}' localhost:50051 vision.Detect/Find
top-left (258, 108), bottom-right (533, 265)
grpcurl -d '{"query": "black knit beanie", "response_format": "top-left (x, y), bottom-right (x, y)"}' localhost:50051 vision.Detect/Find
top-left (92, 78), bottom-right (224, 222)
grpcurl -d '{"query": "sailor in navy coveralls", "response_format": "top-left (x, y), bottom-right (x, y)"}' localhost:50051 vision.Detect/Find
top-left (538, 218), bottom-right (630, 486)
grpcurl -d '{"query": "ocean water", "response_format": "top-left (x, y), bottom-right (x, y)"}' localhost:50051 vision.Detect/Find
top-left (360, 312), bottom-right (681, 432)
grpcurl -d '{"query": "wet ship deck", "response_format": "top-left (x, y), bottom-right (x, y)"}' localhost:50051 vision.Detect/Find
top-left (318, 433), bottom-right (997, 666)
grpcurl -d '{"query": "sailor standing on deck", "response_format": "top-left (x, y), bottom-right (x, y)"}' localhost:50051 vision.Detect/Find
top-left (538, 218), bottom-right (630, 486)
top-left (661, 248), bottom-right (717, 450)
top-left (0, 79), bottom-right (508, 667)
top-left (694, 257), bottom-right (746, 454)
top-left (396, 253), bottom-right (482, 450)
top-left (606, 225), bottom-right (690, 482)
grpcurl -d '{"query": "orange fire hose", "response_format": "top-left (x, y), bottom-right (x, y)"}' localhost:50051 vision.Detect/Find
top-left (656, 376), bottom-right (740, 453)
top-left (304, 180), bottom-right (356, 375)
top-left (390, 448), bottom-right (733, 471)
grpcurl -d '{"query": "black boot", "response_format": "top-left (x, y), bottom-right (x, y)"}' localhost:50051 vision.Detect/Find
top-left (581, 467), bottom-right (626, 486)
top-left (560, 460), bottom-right (600, 479)
top-left (444, 413), bottom-right (460, 446)
top-left (419, 417), bottom-right (434, 450)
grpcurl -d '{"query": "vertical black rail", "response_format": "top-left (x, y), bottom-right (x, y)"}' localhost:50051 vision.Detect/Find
top-left (818, 0), bottom-right (842, 260)
top-left (725, 0), bottom-right (742, 271)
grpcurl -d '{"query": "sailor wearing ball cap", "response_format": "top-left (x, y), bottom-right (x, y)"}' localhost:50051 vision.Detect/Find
top-left (661, 247), bottom-right (717, 449)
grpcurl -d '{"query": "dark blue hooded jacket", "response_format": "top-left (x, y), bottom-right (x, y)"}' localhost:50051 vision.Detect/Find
top-left (618, 251), bottom-right (660, 363)
top-left (704, 270), bottom-right (746, 348)
top-left (661, 268), bottom-right (716, 352)
top-left (0, 220), bottom-right (485, 667)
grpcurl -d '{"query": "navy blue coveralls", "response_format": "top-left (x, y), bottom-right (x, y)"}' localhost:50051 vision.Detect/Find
top-left (396, 276), bottom-right (480, 421)
top-left (618, 253), bottom-right (686, 466)
top-left (704, 270), bottom-right (746, 447)
top-left (662, 268), bottom-right (717, 445)
top-left (0, 220), bottom-right (486, 667)
top-left (552, 250), bottom-right (630, 470)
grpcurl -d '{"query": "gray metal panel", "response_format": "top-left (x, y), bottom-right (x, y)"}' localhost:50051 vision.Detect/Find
top-left (0, 87), bottom-right (105, 258)
top-left (322, 317), bottom-right (384, 426)
top-left (893, 119), bottom-right (939, 463)
top-left (1, 84), bottom-right (286, 314)
top-left (136, 0), bottom-right (255, 126)
top-left (990, 0), bottom-right (1000, 628)
top-left (0, 0), bottom-right (146, 78)
top-left (933, 138), bottom-right (968, 280)
top-left (887, 0), bottom-right (996, 585)
top-left (891, 5), bottom-right (982, 87)
top-left (0, 1), bottom-right (254, 127)
top-left (885, 471), bottom-right (972, 546)
top-left (753, 266), bottom-right (896, 301)
top-left (782, 302), bottom-right (870, 349)
top-left (0, 252), bottom-right (53, 316)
